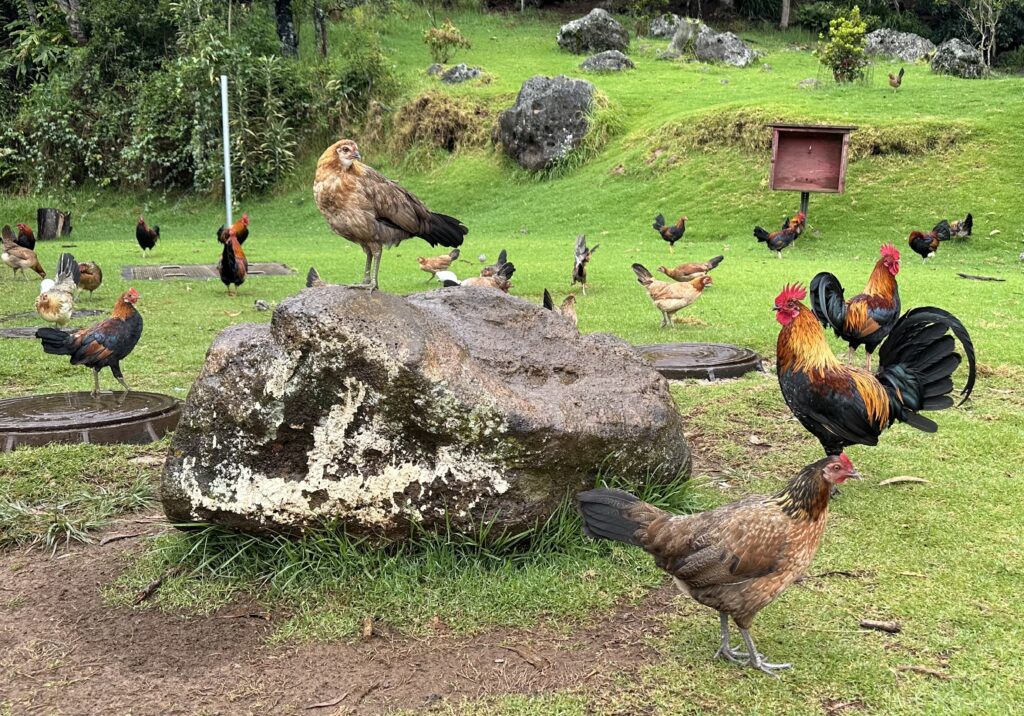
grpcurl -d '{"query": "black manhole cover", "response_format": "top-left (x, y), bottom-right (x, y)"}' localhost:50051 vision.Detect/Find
top-left (0, 326), bottom-right (84, 339)
top-left (635, 342), bottom-right (763, 380)
top-left (0, 391), bottom-right (181, 451)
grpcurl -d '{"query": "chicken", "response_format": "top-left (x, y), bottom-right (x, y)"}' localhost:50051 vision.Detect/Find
top-left (78, 261), bottom-right (103, 297)
top-left (949, 212), bottom-right (973, 238)
top-left (437, 262), bottom-right (515, 292)
top-left (543, 288), bottom-right (577, 327)
top-left (480, 249), bottom-right (508, 278)
top-left (218, 229), bottom-right (248, 296)
top-left (572, 234), bottom-right (599, 294)
top-left (657, 255), bottom-right (724, 282)
top-left (632, 263), bottom-right (711, 328)
top-left (313, 139), bottom-right (467, 291)
top-left (578, 454), bottom-right (861, 677)
top-left (15, 223), bottom-right (35, 250)
top-left (36, 253), bottom-right (81, 325)
top-left (652, 214), bottom-right (687, 253)
top-left (754, 211), bottom-right (805, 258)
top-left (306, 266), bottom-right (327, 288)
top-left (35, 288), bottom-right (143, 397)
top-left (217, 212), bottom-right (250, 245)
top-left (888, 67), bottom-right (904, 91)
top-left (908, 220), bottom-right (951, 262)
top-left (2, 224), bottom-right (45, 279)
top-left (810, 244), bottom-right (901, 371)
top-left (417, 248), bottom-right (460, 282)
top-left (136, 216), bottom-right (160, 256)
top-left (774, 283), bottom-right (976, 456)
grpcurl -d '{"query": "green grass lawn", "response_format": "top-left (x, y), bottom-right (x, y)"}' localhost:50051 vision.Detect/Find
top-left (3, 5), bottom-right (1024, 714)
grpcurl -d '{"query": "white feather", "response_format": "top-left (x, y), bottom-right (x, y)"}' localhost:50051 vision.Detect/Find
top-left (435, 271), bottom-right (460, 285)
top-left (39, 279), bottom-right (55, 294)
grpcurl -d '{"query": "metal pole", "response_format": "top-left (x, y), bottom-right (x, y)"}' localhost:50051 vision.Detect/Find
top-left (800, 191), bottom-right (810, 220)
top-left (220, 74), bottom-right (233, 227)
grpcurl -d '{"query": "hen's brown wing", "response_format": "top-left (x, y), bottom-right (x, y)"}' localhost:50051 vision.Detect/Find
top-left (358, 165), bottom-right (433, 237)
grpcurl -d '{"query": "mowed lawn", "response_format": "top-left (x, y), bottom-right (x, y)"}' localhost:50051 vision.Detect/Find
top-left (2, 6), bottom-right (1024, 714)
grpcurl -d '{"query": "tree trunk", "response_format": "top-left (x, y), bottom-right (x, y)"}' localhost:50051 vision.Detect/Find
top-left (53, 0), bottom-right (87, 44)
top-left (313, 0), bottom-right (328, 58)
top-left (780, 0), bottom-right (791, 29)
top-left (275, 0), bottom-right (298, 57)
top-left (24, 0), bottom-right (39, 26)
top-left (37, 208), bottom-right (73, 240)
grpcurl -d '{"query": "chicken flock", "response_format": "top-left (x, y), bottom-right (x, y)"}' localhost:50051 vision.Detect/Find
top-left (3, 136), bottom-right (985, 679)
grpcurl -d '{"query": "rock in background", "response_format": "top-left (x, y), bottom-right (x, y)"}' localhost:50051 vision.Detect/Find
top-left (695, 26), bottom-right (756, 67)
top-left (580, 50), bottom-right (635, 73)
top-left (668, 18), bottom-right (705, 55)
top-left (865, 29), bottom-right (936, 63)
top-left (497, 75), bottom-right (595, 172)
top-left (440, 63), bottom-right (483, 84)
top-left (557, 9), bottom-right (629, 55)
top-left (931, 39), bottom-right (988, 79)
top-left (649, 13), bottom-right (681, 39)
top-left (162, 287), bottom-right (690, 540)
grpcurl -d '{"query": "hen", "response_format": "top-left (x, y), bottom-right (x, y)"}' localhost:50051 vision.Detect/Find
top-left (810, 244), bottom-right (901, 370)
top-left (36, 288), bottom-right (143, 397)
top-left (418, 248), bottom-right (460, 282)
top-left (948, 212), bottom-right (973, 238)
top-left (652, 214), bottom-right (687, 253)
top-left (15, 223), bottom-right (36, 250)
top-left (657, 255), bottom-right (724, 283)
top-left (78, 261), bottom-right (103, 297)
top-left (775, 283), bottom-right (976, 456)
top-left (218, 229), bottom-right (248, 296)
top-left (632, 263), bottom-right (711, 328)
top-left (908, 220), bottom-right (950, 262)
top-left (888, 67), bottom-right (904, 91)
top-left (572, 234), bottom-right (599, 294)
top-left (437, 262), bottom-right (515, 292)
top-left (36, 253), bottom-right (81, 325)
top-left (480, 249), bottom-right (509, 278)
top-left (314, 139), bottom-right (467, 290)
top-left (754, 211), bottom-right (805, 259)
top-left (217, 213), bottom-right (250, 245)
top-left (578, 454), bottom-right (860, 677)
top-left (543, 288), bottom-right (578, 327)
top-left (136, 216), bottom-right (160, 257)
top-left (2, 224), bottom-right (45, 279)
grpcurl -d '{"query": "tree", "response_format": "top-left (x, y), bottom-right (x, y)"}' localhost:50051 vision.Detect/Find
top-left (780, 0), bottom-right (791, 29)
top-left (944, 0), bottom-right (1020, 66)
top-left (274, 0), bottom-right (297, 56)
top-left (312, 0), bottom-right (327, 57)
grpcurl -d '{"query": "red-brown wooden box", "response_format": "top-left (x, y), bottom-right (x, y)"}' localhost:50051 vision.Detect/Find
top-left (769, 124), bottom-right (856, 194)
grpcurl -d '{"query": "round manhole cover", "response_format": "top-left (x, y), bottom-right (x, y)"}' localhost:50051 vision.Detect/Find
top-left (635, 342), bottom-right (763, 380)
top-left (0, 391), bottom-right (181, 451)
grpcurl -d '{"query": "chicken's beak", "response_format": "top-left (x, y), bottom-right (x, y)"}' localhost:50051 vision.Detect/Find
top-left (848, 469), bottom-right (862, 480)
top-left (353, 150), bottom-right (362, 160)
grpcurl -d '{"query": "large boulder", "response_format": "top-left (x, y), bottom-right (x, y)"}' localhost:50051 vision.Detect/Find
top-left (497, 75), bottom-right (595, 172)
top-left (694, 26), bottom-right (755, 67)
top-left (162, 287), bottom-right (690, 540)
top-left (557, 8), bottom-right (629, 55)
top-left (931, 38), bottom-right (987, 78)
top-left (865, 28), bottom-right (936, 62)
top-left (649, 13), bottom-right (681, 39)
top-left (580, 50), bottom-right (635, 72)
top-left (668, 17), bottom-right (705, 55)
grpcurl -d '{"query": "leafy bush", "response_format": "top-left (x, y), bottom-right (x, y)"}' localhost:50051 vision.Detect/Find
top-left (422, 18), bottom-right (471, 64)
top-left (816, 6), bottom-right (870, 83)
top-left (996, 44), bottom-right (1024, 67)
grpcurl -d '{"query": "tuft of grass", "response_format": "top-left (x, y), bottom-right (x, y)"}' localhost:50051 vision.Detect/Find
top-left (388, 89), bottom-right (506, 168)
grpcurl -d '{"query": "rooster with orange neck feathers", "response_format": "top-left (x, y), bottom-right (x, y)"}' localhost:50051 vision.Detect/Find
top-left (810, 244), bottom-right (901, 371)
top-left (774, 283), bottom-right (976, 456)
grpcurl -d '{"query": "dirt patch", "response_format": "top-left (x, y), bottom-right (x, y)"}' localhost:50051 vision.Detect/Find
top-left (0, 518), bottom-right (674, 715)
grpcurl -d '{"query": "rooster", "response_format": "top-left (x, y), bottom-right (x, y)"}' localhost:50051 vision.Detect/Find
top-left (15, 223), bottom-right (35, 250)
top-left (78, 261), bottom-right (103, 297)
top-left (136, 216), bottom-right (159, 257)
top-left (543, 288), bottom-right (577, 327)
top-left (480, 249), bottom-right (509, 278)
top-left (417, 248), bottom-right (460, 282)
top-left (632, 263), bottom-right (711, 328)
top-left (572, 234), bottom-right (599, 294)
top-left (657, 255), bottom-right (724, 283)
top-left (652, 214), bottom-right (687, 253)
top-left (774, 283), bottom-right (976, 456)
top-left (2, 224), bottom-right (45, 279)
top-left (36, 288), bottom-right (143, 397)
top-left (313, 139), bottom-right (467, 291)
top-left (888, 67), bottom-right (904, 91)
top-left (949, 213), bottom-right (973, 238)
top-left (218, 229), bottom-right (248, 296)
top-left (578, 454), bottom-right (861, 677)
top-left (810, 244), bottom-right (901, 370)
top-left (217, 212), bottom-right (249, 245)
top-left (755, 212), bottom-right (805, 259)
top-left (908, 220), bottom-right (951, 262)
top-left (437, 262), bottom-right (515, 292)
top-left (36, 253), bottom-right (81, 325)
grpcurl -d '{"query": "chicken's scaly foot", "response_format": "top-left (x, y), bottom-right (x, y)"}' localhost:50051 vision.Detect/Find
top-left (714, 613), bottom-right (748, 664)
top-left (91, 371), bottom-right (101, 399)
top-left (739, 629), bottom-right (792, 679)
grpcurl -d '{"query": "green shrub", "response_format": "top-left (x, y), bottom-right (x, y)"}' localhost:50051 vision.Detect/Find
top-left (996, 45), bottom-right (1024, 69)
top-left (422, 18), bottom-right (471, 64)
top-left (794, 2), bottom-right (880, 34)
top-left (816, 6), bottom-right (870, 83)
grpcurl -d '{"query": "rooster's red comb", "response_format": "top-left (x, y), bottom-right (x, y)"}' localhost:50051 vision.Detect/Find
top-left (774, 283), bottom-right (806, 306)
top-left (838, 453), bottom-right (854, 471)
top-left (880, 243), bottom-right (900, 262)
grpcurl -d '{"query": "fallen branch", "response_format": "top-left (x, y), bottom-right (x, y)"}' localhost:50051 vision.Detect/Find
top-left (99, 532), bottom-right (142, 546)
top-left (500, 645), bottom-right (550, 671)
top-left (896, 664), bottom-right (951, 680)
top-left (304, 691), bottom-right (350, 709)
top-left (957, 273), bottom-right (1005, 282)
top-left (878, 476), bottom-right (930, 487)
top-left (859, 619), bottom-right (901, 634)
top-left (133, 565), bottom-right (184, 605)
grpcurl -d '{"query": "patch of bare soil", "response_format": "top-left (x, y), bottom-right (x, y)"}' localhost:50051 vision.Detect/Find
top-left (0, 518), bottom-right (673, 715)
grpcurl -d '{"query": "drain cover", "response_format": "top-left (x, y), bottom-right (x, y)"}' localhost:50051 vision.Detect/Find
top-left (0, 309), bottom-right (104, 323)
top-left (0, 326), bottom-right (84, 339)
top-left (0, 391), bottom-right (181, 451)
top-left (636, 343), bottom-right (763, 380)
top-left (121, 263), bottom-right (295, 280)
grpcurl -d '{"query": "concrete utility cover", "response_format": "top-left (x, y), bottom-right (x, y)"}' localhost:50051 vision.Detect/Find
top-left (0, 391), bottom-right (181, 451)
top-left (0, 309), bottom-right (104, 323)
top-left (636, 342), bottom-right (762, 380)
top-left (121, 263), bottom-right (295, 280)
top-left (0, 326), bottom-right (84, 339)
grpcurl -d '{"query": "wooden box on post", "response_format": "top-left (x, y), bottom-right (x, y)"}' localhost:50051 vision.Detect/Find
top-left (768, 123), bottom-right (855, 217)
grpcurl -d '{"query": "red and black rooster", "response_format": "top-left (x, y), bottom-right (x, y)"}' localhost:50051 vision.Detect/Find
top-left (136, 216), bottom-right (160, 257)
top-left (755, 212), bottom-right (805, 259)
top-left (218, 229), bottom-right (248, 296)
top-left (653, 214), bottom-right (687, 253)
top-left (217, 212), bottom-right (249, 245)
top-left (15, 223), bottom-right (36, 250)
top-left (774, 283), bottom-right (976, 456)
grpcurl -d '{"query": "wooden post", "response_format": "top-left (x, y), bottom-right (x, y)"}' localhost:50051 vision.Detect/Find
top-left (36, 208), bottom-right (73, 240)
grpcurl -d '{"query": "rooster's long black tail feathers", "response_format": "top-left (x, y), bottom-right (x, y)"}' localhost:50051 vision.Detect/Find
top-left (36, 327), bottom-right (73, 355)
top-left (56, 252), bottom-right (80, 287)
top-left (754, 227), bottom-right (772, 243)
